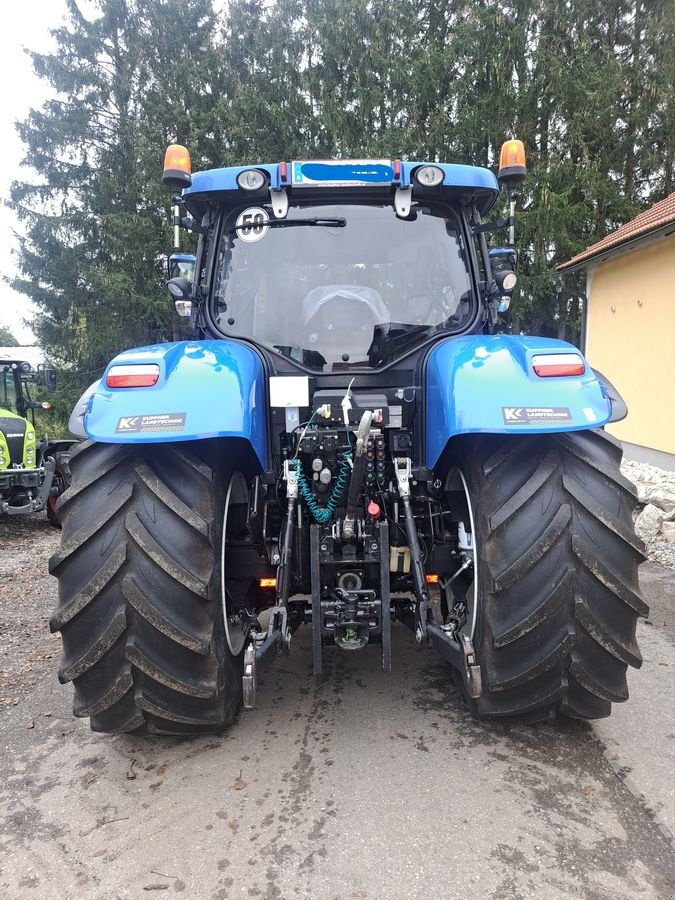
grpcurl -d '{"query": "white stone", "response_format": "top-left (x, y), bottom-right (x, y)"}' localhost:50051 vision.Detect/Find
top-left (620, 458), bottom-right (675, 568)
top-left (635, 504), bottom-right (664, 541)
top-left (635, 481), bottom-right (656, 503)
top-left (648, 485), bottom-right (675, 515)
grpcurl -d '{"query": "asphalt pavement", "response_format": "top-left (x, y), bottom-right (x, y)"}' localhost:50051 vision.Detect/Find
top-left (0, 521), bottom-right (673, 899)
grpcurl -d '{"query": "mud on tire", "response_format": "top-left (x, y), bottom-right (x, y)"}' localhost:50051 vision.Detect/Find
top-left (49, 441), bottom-right (243, 734)
top-left (448, 429), bottom-right (647, 722)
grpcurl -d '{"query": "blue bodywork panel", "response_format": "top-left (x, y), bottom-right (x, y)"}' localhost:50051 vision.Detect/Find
top-left (184, 160), bottom-right (499, 213)
top-left (425, 335), bottom-right (612, 469)
top-left (85, 340), bottom-right (268, 470)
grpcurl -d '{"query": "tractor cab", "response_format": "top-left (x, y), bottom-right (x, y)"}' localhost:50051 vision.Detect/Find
top-left (0, 360), bottom-right (21, 417)
top-left (163, 152), bottom-right (527, 370)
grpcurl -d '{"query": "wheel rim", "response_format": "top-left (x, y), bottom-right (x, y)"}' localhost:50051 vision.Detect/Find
top-left (48, 468), bottom-right (65, 513)
top-left (443, 467), bottom-right (478, 640)
top-left (220, 472), bottom-right (250, 656)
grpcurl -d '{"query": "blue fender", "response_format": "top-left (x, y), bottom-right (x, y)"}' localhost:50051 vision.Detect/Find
top-left (84, 340), bottom-right (268, 470)
top-left (425, 335), bottom-right (613, 469)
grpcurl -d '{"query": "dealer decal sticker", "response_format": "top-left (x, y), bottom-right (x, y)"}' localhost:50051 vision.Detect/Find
top-left (115, 413), bottom-right (186, 433)
top-left (501, 406), bottom-right (573, 426)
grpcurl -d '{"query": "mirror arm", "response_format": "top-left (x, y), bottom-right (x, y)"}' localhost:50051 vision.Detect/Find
top-left (475, 215), bottom-right (509, 234)
top-left (179, 216), bottom-right (207, 235)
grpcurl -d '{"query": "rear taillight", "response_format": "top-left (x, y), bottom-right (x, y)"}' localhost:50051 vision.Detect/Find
top-left (106, 364), bottom-right (160, 388)
top-left (532, 353), bottom-right (585, 377)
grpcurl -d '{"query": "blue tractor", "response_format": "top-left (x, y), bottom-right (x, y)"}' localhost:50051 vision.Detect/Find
top-left (50, 143), bottom-right (646, 734)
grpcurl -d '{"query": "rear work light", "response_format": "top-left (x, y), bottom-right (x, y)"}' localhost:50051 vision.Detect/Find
top-left (532, 354), bottom-right (585, 377)
top-left (106, 364), bottom-right (160, 388)
top-left (237, 169), bottom-right (266, 191)
top-left (414, 165), bottom-right (444, 188)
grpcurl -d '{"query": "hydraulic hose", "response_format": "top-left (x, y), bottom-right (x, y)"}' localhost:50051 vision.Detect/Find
top-left (292, 453), bottom-right (351, 525)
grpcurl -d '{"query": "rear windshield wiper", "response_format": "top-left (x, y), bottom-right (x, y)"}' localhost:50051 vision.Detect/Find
top-left (228, 217), bottom-right (346, 235)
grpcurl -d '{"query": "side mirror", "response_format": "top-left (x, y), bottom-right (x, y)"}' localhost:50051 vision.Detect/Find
top-left (42, 367), bottom-right (58, 392)
top-left (167, 277), bottom-right (191, 300)
top-left (167, 253), bottom-right (196, 282)
top-left (167, 277), bottom-right (193, 318)
top-left (489, 248), bottom-right (518, 314)
top-left (489, 247), bottom-right (518, 275)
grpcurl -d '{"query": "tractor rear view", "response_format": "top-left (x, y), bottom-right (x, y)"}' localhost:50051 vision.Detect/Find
top-left (50, 144), bottom-right (646, 734)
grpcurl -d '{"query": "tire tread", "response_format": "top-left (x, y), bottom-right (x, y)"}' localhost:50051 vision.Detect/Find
top-left (50, 442), bottom-right (243, 735)
top-left (452, 429), bottom-right (646, 722)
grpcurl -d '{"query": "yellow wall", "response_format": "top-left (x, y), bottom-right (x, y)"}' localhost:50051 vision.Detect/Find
top-left (585, 234), bottom-right (675, 454)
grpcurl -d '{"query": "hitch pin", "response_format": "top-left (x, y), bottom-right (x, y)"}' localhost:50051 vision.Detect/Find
top-left (440, 557), bottom-right (473, 590)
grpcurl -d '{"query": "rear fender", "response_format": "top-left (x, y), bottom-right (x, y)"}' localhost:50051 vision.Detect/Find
top-left (82, 340), bottom-right (268, 470)
top-left (425, 335), bottom-right (615, 469)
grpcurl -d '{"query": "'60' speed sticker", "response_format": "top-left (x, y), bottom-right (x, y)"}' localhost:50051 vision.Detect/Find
top-left (235, 207), bottom-right (269, 242)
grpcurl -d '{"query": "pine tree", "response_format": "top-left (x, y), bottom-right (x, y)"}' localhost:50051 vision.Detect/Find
top-left (11, 0), bottom-right (674, 363)
top-left (10, 0), bottom-right (219, 409)
top-left (0, 326), bottom-right (19, 346)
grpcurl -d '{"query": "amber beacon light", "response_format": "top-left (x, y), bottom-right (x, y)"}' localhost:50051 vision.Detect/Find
top-left (498, 139), bottom-right (527, 186)
top-left (162, 144), bottom-right (192, 192)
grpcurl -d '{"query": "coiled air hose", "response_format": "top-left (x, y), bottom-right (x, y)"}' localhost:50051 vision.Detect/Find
top-left (292, 452), bottom-right (352, 524)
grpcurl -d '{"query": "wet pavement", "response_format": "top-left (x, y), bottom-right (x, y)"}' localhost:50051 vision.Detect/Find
top-left (0, 520), bottom-right (673, 899)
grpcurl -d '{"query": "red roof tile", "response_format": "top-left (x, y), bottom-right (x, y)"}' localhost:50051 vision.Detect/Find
top-left (557, 192), bottom-right (675, 271)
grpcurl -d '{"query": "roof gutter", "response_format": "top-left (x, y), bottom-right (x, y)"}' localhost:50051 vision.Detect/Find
top-left (557, 222), bottom-right (675, 275)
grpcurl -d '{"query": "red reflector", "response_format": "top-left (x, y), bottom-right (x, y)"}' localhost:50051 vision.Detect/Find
top-left (531, 354), bottom-right (585, 377)
top-left (393, 159), bottom-right (401, 179)
top-left (106, 364), bottom-right (160, 388)
top-left (425, 574), bottom-right (440, 584)
top-left (533, 363), bottom-right (585, 377)
top-left (106, 373), bottom-right (159, 387)
top-left (280, 161), bottom-right (287, 181)
top-left (259, 578), bottom-right (277, 589)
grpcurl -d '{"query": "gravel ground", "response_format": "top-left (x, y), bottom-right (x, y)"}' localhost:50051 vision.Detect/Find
top-left (0, 515), bottom-right (61, 712)
top-left (621, 460), bottom-right (675, 569)
top-left (1, 468), bottom-right (673, 899)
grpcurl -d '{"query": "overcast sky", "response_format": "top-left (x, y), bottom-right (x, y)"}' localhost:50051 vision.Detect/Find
top-left (0, 2), bottom-right (71, 345)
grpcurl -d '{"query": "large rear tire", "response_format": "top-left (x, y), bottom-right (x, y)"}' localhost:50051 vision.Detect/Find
top-left (444, 430), bottom-right (647, 722)
top-left (49, 441), bottom-right (245, 734)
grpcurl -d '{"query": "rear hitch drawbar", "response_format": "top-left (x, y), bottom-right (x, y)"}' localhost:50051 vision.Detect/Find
top-left (426, 627), bottom-right (482, 699)
top-left (243, 460), bottom-right (298, 708)
top-left (395, 456), bottom-right (482, 700)
top-left (242, 606), bottom-right (290, 709)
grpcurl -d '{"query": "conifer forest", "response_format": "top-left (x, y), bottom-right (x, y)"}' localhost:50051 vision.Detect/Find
top-left (10, 0), bottom-right (674, 411)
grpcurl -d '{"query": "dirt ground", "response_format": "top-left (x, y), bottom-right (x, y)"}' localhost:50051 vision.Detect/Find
top-left (1, 515), bottom-right (674, 899)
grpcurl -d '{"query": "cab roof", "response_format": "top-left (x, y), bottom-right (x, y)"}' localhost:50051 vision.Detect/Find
top-left (0, 346), bottom-right (45, 371)
top-left (183, 159), bottom-right (500, 215)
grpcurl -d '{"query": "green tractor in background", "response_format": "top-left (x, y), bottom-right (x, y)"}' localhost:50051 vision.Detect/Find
top-left (0, 347), bottom-right (74, 525)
